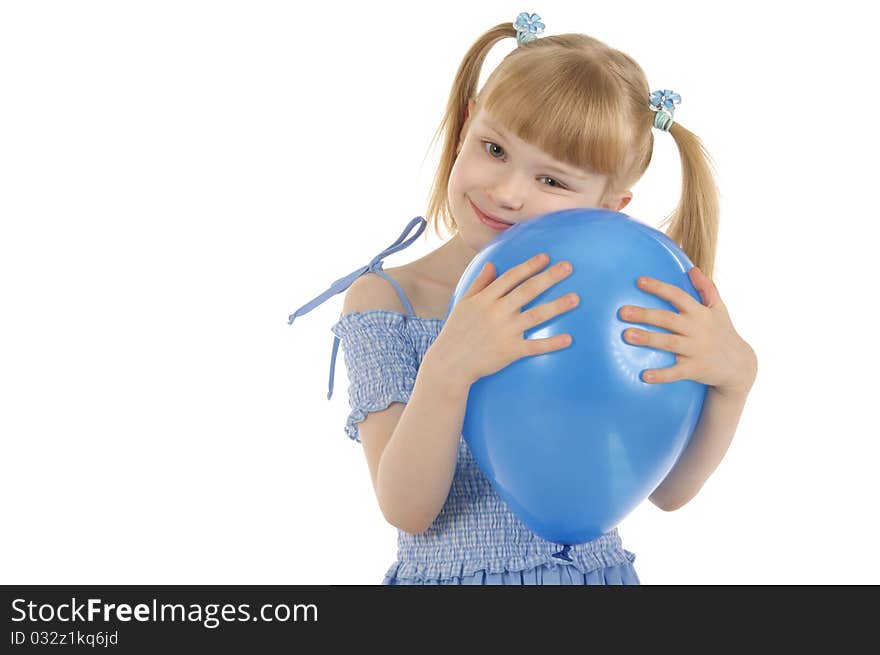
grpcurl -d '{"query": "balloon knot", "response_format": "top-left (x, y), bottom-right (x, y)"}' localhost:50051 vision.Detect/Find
top-left (551, 544), bottom-right (573, 562)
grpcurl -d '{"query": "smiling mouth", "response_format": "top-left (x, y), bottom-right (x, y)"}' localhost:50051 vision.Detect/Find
top-left (470, 199), bottom-right (514, 227)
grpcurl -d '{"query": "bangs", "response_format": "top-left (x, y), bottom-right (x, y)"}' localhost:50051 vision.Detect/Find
top-left (481, 47), bottom-right (630, 178)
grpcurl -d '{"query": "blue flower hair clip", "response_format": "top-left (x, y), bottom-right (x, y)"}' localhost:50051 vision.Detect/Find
top-left (514, 12), bottom-right (545, 45)
top-left (649, 89), bottom-right (682, 132)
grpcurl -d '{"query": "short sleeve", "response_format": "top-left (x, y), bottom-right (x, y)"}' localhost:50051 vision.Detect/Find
top-left (329, 311), bottom-right (418, 443)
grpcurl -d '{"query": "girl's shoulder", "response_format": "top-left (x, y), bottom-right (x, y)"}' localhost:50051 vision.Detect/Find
top-left (346, 261), bottom-right (451, 322)
top-left (342, 266), bottom-right (410, 316)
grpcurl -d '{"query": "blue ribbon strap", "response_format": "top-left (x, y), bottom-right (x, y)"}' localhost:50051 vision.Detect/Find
top-left (287, 216), bottom-right (428, 400)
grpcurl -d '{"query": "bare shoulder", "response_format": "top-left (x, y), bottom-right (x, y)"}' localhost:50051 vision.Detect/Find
top-left (342, 262), bottom-right (450, 320)
top-left (341, 266), bottom-right (411, 316)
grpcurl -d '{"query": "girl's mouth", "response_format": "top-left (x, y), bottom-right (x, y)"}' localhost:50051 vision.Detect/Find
top-left (470, 199), bottom-right (513, 231)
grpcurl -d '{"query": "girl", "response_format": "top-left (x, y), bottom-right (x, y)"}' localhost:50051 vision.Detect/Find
top-left (289, 13), bottom-right (757, 585)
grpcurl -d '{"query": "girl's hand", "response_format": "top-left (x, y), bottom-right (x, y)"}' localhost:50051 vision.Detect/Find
top-left (430, 253), bottom-right (578, 388)
top-left (618, 266), bottom-right (758, 397)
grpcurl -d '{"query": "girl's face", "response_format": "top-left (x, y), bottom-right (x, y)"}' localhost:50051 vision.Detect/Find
top-left (448, 99), bottom-right (632, 253)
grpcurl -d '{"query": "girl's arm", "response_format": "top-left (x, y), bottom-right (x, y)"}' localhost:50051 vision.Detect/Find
top-left (649, 381), bottom-right (755, 512)
top-left (373, 348), bottom-right (471, 534)
top-left (343, 273), bottom-right (471, 535)
top-left (625, 268), bottom-right (758, 512)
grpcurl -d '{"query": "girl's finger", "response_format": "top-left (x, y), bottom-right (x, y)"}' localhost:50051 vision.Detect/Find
top-left (689, 266), bottom-right (722, 308)
top-left (638, 276), bottom-right (704, 314)
top-left (462, 261), bottom-right (496, 298)
top-left (624, 328), bottom-right (694, 357)
top-left (641, 361), bottom-right (695, 385)
top-left (486, 253), bottom-right (550, 299)
top-left (618, 305), bottom-right (688, 335)
top-left (521, 332), bottom-right (572, 357)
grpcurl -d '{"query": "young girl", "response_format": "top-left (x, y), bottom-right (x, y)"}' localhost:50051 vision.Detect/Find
top-left (289, 13), bottom-right (757, 585)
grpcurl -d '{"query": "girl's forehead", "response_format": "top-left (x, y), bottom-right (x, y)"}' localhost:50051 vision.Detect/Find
top-left (475, 111), bottom-right (508, 135)
top-left (475, 111), bottom-right (591, 180)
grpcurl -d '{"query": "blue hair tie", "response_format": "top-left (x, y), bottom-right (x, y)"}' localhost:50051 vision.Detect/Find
top-left (649, 89), bottom-right (682, 132)
top-left (514, 12), bottom-right (545, 45)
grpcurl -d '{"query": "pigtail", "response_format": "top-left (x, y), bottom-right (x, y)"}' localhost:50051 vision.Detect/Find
top-left (425, 23), bottom-right (517, 240)
top-left (659, 123), bottom-right (721, 279)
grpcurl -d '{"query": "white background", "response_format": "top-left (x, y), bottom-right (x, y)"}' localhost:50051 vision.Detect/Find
top-left (1, 1), bottom-right (877, 585)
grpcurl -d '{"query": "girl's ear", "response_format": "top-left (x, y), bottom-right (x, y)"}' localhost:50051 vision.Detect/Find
top-left (599, 190), bottom-right (633, 212)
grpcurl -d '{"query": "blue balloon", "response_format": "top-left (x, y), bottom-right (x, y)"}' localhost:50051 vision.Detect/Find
top-left (450, 208), bottom-right (707, 544)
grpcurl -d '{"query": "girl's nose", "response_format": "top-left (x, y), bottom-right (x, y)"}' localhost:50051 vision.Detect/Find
top-left (487, 175), bottom-right (526, 212)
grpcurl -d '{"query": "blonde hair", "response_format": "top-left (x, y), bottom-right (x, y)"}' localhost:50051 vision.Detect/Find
top-left (425, 22), bottom-right (720, 277)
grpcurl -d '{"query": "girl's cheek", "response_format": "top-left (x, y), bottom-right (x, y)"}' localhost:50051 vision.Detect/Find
top-left (464, 159), bottom-right (491, 184)
top-left (450, 160), bottom-right (477, 192)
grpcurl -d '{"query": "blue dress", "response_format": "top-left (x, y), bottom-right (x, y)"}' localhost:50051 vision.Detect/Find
top-left (289, 216), bottom-right (641, 585)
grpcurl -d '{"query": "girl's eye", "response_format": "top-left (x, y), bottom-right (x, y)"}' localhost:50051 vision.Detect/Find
top-left (538, 176), bottom-right (567, 190)
top-left (482, 140), bottom-right (505, 159)
top-left (482, 140), bottom-right (568, 190)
